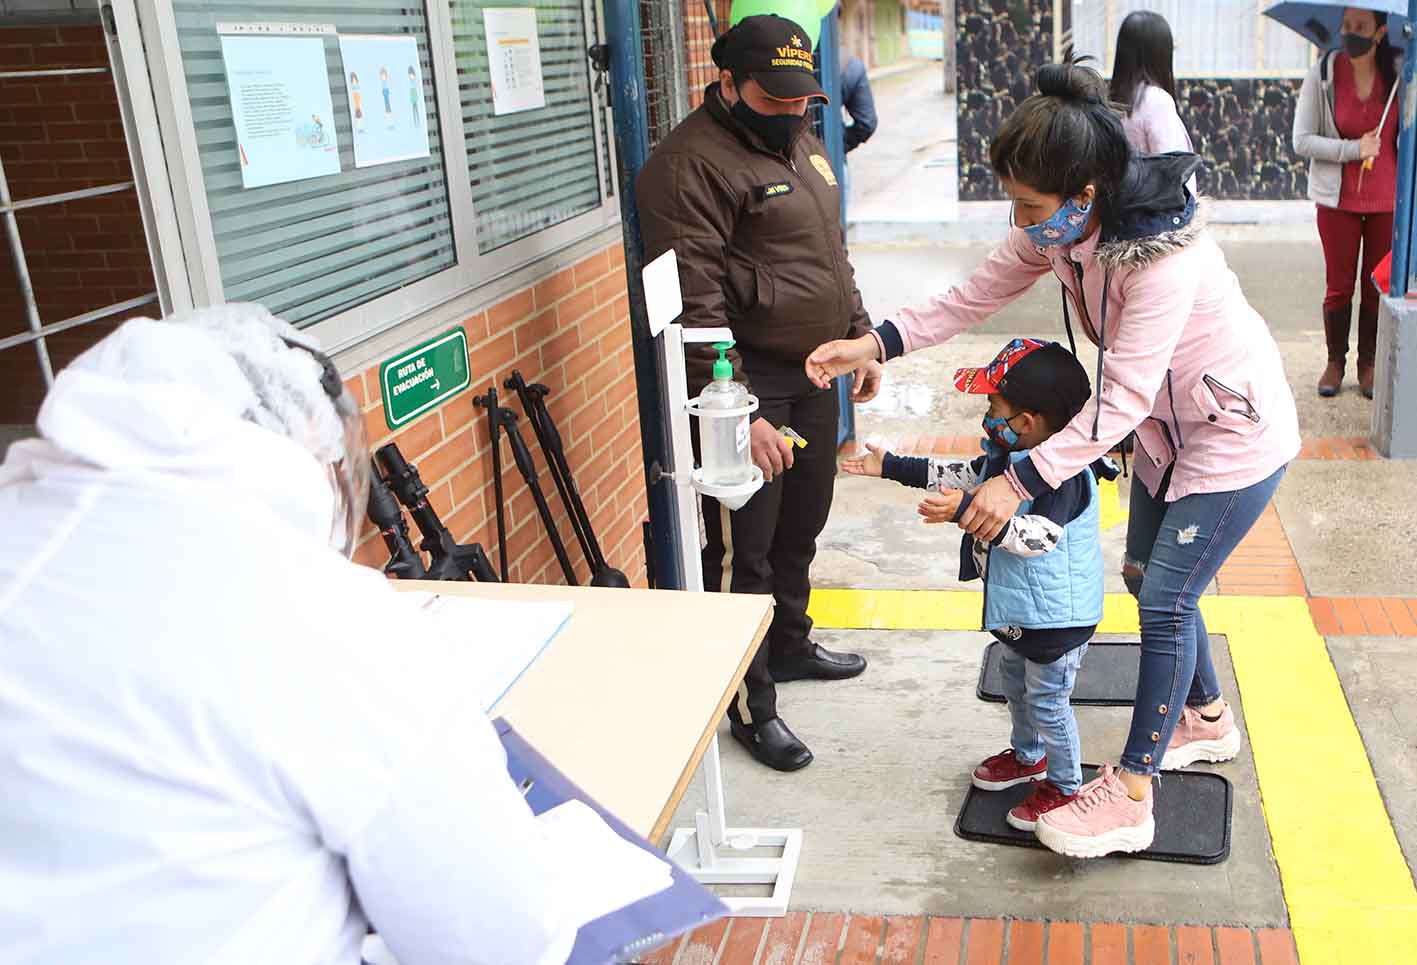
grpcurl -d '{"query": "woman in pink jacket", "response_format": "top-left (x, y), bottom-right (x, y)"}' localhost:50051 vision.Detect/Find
top-left (807, 60), bottom-right (1300, 859)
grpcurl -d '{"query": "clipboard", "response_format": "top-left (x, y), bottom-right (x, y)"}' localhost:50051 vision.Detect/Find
top-left (494, 718), bottom-right (728, 964)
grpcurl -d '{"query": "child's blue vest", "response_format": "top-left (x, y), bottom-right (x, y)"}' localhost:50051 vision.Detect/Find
top-left (981, 450), bottom-right (1104, 631)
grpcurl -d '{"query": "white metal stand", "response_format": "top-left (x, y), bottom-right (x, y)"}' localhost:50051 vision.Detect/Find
top-left (653, 317), bottom-right (805, 917)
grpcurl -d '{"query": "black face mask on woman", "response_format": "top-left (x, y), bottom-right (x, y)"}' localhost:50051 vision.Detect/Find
top-left (1343, 32), bottom-right (1377, 58)
top-left (729, 99), bottom-right (805, 155)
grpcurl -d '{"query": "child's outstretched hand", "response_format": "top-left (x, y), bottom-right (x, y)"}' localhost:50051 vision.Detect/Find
top-left (918, 488), bottom-right (965, 525)
top-left (840, 442), bottom-right (887, 477)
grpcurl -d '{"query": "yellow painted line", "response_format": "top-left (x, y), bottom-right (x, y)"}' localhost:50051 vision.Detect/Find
top-left (1097, 477), bottom-right (1127, 532)
top-left (807, 589), bottom-right (1417, 964)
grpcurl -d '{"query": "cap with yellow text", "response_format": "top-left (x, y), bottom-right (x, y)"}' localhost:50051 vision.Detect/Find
top-left (710, 14), bottom-right (827, 102)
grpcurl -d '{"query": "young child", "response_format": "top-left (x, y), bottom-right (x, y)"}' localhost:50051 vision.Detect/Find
top-left (843, 338), bottom-right (1117, 832)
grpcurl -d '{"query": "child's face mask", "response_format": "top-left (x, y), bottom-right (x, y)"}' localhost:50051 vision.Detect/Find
top-left (982, 412), bottom-right (1021, 450)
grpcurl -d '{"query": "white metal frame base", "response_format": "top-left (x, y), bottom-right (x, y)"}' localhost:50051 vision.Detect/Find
top-left (664, 736), bottom-right (803, 917)
top-left (652, 316), bottom-right (804, 917)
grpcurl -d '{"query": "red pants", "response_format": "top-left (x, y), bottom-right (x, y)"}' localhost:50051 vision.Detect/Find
top-left (1316, 206), bottom-right (1394, 313)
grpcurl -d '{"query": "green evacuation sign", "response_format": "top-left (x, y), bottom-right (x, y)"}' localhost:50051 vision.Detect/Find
top-left (379, 327), bottom-right (471, 430)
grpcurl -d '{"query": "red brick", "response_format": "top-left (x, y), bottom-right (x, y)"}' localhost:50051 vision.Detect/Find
top-left (558, 285), bottom-right (599, 326)
top-left (608, 242), bottom-right (626, 268)
top-left (470, 331), bottom-right (516, 382)
top-left (1006, 920), bottom-right (1045, 965)
top-left (1358, 597), bottom-right (1395, 635)
top-left (634, 933), bottom-right (681, 964)
top-left (1177, 926), bottom-right (1215, 965)
top-left (571, 249), bottom-right (612, 288)
top-left (363, 405), bottom-right (393, 446)
top-left (488, 289), bottom-right (534, 331)
top-left (513, 307), bottom-right (560, 355)
top-left (964, 918), bottom-right (1003, 965)
top-left (1046, 922), bottom-right (1084, 965)
top-left (1297, 440), bottom-right (1318, 459)
top-left (1331, 436), bottom-right (1359, 459)
top-left (761, 910), bottom-right (808, 964)
top-left (1380, 597), bottom-right (1417, 636)
top-left (678, 919), bottom-right (729, 965)
top-left (542, 323), bottom-right (582, 367)
top-left (840, 914), bottom-right (884, 965)
top-left (390, 409), bottom-right (446, 461)
top-left (1215, 928), bottom-right (1255, 965)
top-left (1090, 924), bottom-right (1128, 965)
top-left (1331, 597), bottom-right (1367, 636)
top-left (799, 912), bottom-right (844, 965)
top-left (533, 268), bottom-right (575, 309)
top-left (351, 536), bottom-right (390, 572)
top-left (1132, 925), bottom-right (1170, 965)
top-left (594, 273), bottom-right (625, 307)
top-left (882, 916), bottom-right (925, 964)
top-left (1255, 929), bottom-right (1297, 965)
top-left (719, 918), bottom-right (767, 965)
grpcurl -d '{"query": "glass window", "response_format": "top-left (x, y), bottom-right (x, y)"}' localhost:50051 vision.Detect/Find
top-left (1069, 0), bottom-right (1312, 77)
top-left (171, 0), bottom-right (456, 327)
top-left (451, 0), bottom-right (605, 253)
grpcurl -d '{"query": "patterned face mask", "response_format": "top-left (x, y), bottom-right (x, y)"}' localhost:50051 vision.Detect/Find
top-left (1019, 196), bottom-right (1093, 247)
top-left (982, 412), bottom-right (1022, 451)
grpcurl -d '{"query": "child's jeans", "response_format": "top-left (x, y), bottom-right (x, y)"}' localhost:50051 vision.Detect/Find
top-left (997, 642), bottom-right (1088, 796)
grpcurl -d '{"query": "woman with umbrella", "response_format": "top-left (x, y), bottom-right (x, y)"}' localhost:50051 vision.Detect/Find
top-left (1291, 5), bottom-right (1402, 399)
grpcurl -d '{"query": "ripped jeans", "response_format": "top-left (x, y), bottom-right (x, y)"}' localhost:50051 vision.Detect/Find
top-left (1119, 465), bottom-right (1287, 776)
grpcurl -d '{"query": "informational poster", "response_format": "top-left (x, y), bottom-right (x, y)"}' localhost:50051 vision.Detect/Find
top-left (338, 34), bottom-right (432, 168)
top-left (219, 34), bottom-right (341, 189)
top-left (483, 8), bottom-right (546, 116)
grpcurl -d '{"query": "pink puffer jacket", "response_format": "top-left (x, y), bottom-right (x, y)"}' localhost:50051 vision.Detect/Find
top-left (889, 205), bottom-right (1300, 502)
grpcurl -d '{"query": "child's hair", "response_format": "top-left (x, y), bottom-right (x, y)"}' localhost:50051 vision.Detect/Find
top-left (996, 343), bottom-right (1092, 433)
top-left (988, 57), bottom-right (1131, 223)
top-left (1109, 10), bottom-right (1178, 112)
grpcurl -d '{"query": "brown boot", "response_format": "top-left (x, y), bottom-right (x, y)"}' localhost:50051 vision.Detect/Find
top-left (1319, 306), bottom-right (1351, 398)
top-left (1357, 303), bottom-right (1378, 399)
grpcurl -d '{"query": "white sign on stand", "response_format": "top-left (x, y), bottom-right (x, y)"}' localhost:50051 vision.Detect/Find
top-left (642, 249), bottom-right (684, 337)
top-left (483, 8), bottom-right (546, 116)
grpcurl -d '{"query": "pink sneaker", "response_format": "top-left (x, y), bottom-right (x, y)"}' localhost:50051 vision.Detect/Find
top-left (1161, 703), bottom-right (1242, 770)
top-left (1035, 765), bottom-right (1155, 858)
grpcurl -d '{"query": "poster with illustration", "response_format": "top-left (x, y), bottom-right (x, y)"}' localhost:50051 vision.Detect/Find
top-left (338, 34), bottom-right (431, 168)
top-left (219, 34), bottom-right (341, 189)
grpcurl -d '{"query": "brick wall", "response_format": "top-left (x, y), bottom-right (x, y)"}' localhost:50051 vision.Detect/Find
top-left (683, 0), bottom-right (730, 111)
top-left (0, 23), bottom-right (155, 424)
top-left (347, 241), bottom-right (650, 588)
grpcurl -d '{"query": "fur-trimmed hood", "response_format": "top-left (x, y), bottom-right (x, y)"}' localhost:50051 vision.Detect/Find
top-left (1096, 153), bottom-right (1206, 272)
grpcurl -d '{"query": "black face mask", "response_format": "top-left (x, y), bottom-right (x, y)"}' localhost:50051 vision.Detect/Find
top-left (1343, 32), bottom-right (1377, 58)
top-left (729, 99), bottom-right (805, 154)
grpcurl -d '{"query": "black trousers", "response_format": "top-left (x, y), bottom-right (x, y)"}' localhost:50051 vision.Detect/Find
top-left (699, 372), bottom-right (839, 725)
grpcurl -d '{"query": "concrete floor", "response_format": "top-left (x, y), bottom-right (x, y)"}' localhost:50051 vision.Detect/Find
top-left (667, 628), bottom-right (1286, 925)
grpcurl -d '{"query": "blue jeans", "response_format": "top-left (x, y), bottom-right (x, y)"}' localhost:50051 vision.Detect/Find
top-left (998, 641), bottom-right (1089, 795)
top-left (1120, 465), bottom-right (1287, 776)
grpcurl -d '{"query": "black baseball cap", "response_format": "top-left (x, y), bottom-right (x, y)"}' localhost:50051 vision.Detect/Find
top-left (955, 338), bottom-right (1092, 429)
top-left (711, 15), bottom-right (828, 102)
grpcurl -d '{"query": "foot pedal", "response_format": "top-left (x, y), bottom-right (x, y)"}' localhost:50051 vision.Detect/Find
top-left (954, 765), bottom-right (1232, 865)
top-left (977, 639), bottom-right (1140, 706)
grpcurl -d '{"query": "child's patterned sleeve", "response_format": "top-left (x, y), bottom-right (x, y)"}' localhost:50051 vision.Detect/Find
top-left (994, 514), bottom-right (1065, 557)
top-left (927, 456), bottom-right (983, 493)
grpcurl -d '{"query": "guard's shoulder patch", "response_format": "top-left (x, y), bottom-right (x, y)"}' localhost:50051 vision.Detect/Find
top-left (753, 181), bottom-right (794, 201)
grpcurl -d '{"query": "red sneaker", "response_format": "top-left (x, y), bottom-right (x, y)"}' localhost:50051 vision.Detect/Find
top-left (1006, 780), bottom-right (1078, 832)
top-left (972, 748), bottom-right (1047, 791)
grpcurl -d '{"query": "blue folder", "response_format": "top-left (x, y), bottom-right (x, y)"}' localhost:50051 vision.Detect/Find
top-left (494, 718), bottom-right (728, 964)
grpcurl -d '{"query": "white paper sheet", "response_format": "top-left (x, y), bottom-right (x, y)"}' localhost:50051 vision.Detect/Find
top-left (400, 593), bottom-right (572, 711)
top-left (483, 8), bottom-right (546, 115)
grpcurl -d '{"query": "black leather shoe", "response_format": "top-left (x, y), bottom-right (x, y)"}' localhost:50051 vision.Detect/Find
top-left (729, 716), bottom-right (813, 771)
top-left (769, 643), bottom-right (868, 683)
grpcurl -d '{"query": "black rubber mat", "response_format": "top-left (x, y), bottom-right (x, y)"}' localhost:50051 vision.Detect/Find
top-left (977, 639), bottom-right (1140, 706)
top-left (953, 766), bottom-right (1232, 864)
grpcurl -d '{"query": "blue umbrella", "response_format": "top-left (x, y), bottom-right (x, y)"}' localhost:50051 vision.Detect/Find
top-left (1263, 1), bottom-right (1408, 48)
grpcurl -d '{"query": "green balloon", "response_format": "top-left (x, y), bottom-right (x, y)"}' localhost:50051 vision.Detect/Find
top-left (729, 0), bottom-right (823, 49)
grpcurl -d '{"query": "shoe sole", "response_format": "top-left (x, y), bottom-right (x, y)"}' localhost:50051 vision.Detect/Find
top-left (971, 772), bottom-right (1046, 792)
top-left (1035, 814), bottom-right (1155, 859)
top-left (1005, 811), bottom-right (1037, 832)
top-left (1160, 729), bottom-right (1242, 771)
top-left (769, 665), bottom-right (867, 684)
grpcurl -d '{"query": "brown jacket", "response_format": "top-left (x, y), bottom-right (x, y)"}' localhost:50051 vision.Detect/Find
top-left (636, 84), bottom-right (873, 395)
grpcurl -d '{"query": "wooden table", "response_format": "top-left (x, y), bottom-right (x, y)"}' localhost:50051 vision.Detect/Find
top-left (394, 580), bottom-right (772, 841)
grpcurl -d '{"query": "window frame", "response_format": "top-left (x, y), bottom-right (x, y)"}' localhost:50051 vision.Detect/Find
top-left (123, 0), bottom-right (618, 352)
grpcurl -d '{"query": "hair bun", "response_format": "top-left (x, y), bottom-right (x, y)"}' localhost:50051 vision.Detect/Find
top-left (1036, 56), bottom-right (1108, 104)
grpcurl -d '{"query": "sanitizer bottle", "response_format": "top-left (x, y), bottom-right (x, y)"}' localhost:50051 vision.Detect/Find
top-left (698, 341), bottom-right (754, 486)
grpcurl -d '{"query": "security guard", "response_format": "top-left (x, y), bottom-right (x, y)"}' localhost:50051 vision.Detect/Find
top-left (636, 14), bottom-right (883, 771)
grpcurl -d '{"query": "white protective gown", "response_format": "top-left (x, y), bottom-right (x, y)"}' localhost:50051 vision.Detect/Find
top-left (0, 320), bottom-right (570, 964)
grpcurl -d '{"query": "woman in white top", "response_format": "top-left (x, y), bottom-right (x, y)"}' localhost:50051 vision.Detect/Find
top-left (1110, 10), bottom-right (1194, 156)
